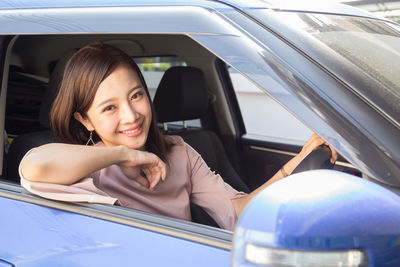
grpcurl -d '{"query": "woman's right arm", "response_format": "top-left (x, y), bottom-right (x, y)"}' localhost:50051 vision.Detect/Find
top-left (20, 143), bottom-right (127, 184)
top-left (20, 143), bottom-right (166, 189)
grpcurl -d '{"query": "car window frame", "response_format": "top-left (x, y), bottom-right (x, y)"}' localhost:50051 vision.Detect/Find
top-left (214, 9), bottom-right (400, 186)
top-left (0, 4), bottom-right (244, 246)
top-left (0, 37), bottom-right (233, 248)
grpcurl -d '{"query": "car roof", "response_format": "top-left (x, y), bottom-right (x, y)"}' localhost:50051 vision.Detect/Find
top-left (0, 0), bottom-right (379, 20)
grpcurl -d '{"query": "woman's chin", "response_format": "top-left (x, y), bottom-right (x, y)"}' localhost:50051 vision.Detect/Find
top-left (122, 136), bottom-right (147, 151)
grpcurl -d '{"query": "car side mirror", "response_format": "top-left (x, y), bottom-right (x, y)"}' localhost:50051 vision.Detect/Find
top-left (232, 170), bottom-right (400, 266)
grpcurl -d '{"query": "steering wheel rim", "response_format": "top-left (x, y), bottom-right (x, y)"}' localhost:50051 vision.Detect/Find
top-left (291, 145), bottom-right (335, 175)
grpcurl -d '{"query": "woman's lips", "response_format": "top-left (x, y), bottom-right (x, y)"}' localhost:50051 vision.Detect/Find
top-left (120, 124), bottom-right (143, 137)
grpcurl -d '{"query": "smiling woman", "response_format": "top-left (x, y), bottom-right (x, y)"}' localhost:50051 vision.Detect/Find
top-left (18, 42), bottom-right (336, 231)
top-left (50, 43), bottom-right (169, 160)
top-left (19, 43), bottom-right (247, 230)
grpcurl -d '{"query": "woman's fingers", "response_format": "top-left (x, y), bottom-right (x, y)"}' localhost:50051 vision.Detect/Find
top-left (143, 165), bottom-right (162, 191)
top-left (328, 144), bottom-right (338, 163)
top-left (150, 170), bottom-right (162, 191)
top-left (303, 134), bottom-right (338, 163)
top-left (301, 134), bottom-right (324, 157)
top-left (121, 149), bottom-right (167, 191)
top-left (135, 174), bottom-right (150, 188)
top-left (159, 161), bottom-right (167, 182)
top-left (139, 152), bottom-right (166, 191)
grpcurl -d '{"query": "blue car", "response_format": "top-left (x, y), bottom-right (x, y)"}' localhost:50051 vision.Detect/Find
top-left (1, 1), bottom-right (399, 266)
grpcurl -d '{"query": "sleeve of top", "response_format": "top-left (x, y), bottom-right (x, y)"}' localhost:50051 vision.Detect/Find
top-left (185, 143), bottom-right (247, 231)
top-left (19, 148), bottom-right (118, 205)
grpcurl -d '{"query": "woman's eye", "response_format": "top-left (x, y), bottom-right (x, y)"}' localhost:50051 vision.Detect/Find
top-left (102, 105), bottom-right (115, 112)
top-left (131, 91), bottom-right (144, 101)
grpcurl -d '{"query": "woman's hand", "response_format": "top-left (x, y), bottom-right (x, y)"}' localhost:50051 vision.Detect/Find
top-left (118, 146), bottom-right (167, 191)
top-left (299, 134), bottom-right (338, 164)
top-left (232, 133), bottom-right (338, 217)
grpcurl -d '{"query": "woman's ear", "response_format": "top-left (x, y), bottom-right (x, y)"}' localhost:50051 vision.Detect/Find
top-left (74, 112), bottom-right (94, 131)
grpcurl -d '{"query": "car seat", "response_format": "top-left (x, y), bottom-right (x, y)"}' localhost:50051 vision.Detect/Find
top-left (4, 51), bottom-right (74, 182)
top-left (153, 66), bottom-right (250, 227)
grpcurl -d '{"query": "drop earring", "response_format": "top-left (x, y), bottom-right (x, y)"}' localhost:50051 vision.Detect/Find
top-left (86, 131), bottom-right (95, 146)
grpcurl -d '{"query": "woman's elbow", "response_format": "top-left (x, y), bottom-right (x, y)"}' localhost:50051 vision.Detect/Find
top-left (20, 158), bottom-right (48, 182)
top-left (232, 195), bottom-right (250, 218)
top-left (19, 148), bottom-right (54, 182)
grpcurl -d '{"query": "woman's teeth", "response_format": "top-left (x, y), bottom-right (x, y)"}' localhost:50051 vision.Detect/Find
top-left (123, 128), bottom-right (140, 134)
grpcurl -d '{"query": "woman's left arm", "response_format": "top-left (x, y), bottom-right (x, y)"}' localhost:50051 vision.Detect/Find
top-left (232, 134), bottom-right (337, 216)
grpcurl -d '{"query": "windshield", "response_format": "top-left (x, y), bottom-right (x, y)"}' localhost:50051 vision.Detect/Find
top-left (249, 10), bottom-right (400, 126)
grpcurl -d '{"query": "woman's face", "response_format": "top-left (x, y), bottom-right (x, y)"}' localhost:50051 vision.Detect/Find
top-left (76, 64), bottom-right (152, 150)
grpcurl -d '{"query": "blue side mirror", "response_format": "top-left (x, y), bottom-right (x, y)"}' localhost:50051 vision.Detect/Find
top-left (232, 170), bottom-right (400, 266)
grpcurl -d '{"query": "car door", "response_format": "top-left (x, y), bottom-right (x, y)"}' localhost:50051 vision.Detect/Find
top-left (1, 2), bottom-right (399, 265)
top-left (0, 183), bottom-right (232, 266)
top-left (0, 3), bottom-right (247, 266)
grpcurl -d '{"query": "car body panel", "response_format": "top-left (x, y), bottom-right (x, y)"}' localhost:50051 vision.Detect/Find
top-left (229, 0), bottom-right (381, 18)
top-left (1, 1), bottom-right (398, 185)
top-left (0, 1), bottom-right (399, 266)
top-left (0, 0), bottom-right (381, 20)
top-left (0, 194), bottom-right (231, 266)
top-left (0, 0), bottom-right (227, 10)
top-left (0, 5), bottom-right (233, 35)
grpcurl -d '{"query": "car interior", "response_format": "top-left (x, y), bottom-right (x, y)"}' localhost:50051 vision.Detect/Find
top-left (0, 34), bottom-right (362, 228)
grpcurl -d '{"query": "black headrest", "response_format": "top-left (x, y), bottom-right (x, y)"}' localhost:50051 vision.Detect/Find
top-left (153, 66), bottom-right (208, 123)
top-left (39, 50), bottom-right (76, 128)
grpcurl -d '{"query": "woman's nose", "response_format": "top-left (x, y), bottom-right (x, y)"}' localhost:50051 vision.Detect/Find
top-left (120, 103), bottom-right (139, 123)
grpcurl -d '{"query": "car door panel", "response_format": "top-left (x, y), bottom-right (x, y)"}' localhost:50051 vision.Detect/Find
top-left (0, 194), bottom-right (231, 266)
top-left (239, 135), bottom-right (361, 190)
top-left (240, 136), bottom-right (300, 190)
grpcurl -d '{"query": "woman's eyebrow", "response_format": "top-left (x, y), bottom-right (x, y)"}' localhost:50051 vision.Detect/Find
top-left (128, 84), bottom-right (143, 94)
top-left (96, 85), bottom-right (143, 108)
top-left (97, 97), bottom-right (116, 108)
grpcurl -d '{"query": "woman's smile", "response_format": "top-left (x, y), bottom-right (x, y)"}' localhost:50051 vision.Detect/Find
top-left (120, 124), bottom-right (143, 137)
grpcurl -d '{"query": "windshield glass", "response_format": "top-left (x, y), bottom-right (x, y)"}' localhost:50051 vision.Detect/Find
top-left (249, 10), bottom-right (400, 125)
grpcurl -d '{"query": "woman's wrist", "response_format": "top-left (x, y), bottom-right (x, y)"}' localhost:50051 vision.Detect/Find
top-left (282, 153), bottom-right (303, 177)
top-left (113, 145), bottom-right (130, 164)
top-left (114, 145), bottom-right (144, 168)
top-left (280, 165), bottom-right (289, 177)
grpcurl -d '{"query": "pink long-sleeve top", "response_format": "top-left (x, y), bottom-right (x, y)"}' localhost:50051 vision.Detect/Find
top-left (20, 136), bottom-right (246, 230)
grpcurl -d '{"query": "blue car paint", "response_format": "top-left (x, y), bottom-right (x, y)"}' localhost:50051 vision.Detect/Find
top-left (0, 1), bottom-right (399, 266)
top-left (0, 0), bottom-right (378, 19)
top-left (233, 170), bottom-right (400, 266)
top-left (0, 5), bottom-right (235, 34)
top-left (0, 0), bottom-right (226, 10)
top-left (0, 196), bottom-right (230, 266)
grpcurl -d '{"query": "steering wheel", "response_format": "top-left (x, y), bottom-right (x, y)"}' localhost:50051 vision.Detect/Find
top-left (291, 145), bottom-right (335, 174)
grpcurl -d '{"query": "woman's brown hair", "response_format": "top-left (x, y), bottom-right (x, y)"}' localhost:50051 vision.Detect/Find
top-left (50, 43), bottom-right (170, 161)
